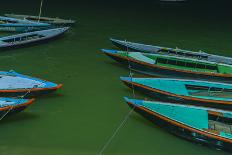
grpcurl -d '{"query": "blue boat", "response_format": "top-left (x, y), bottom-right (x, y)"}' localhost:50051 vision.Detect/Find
top-left (0, 16), bottom-right (50, 32)
top-left (110, 38), bottom-right (232, 65)
top-left (5, 14), bottom-right (76, 26)
top-left (121, 77), bottom-right (232, 109)
top-left (0, 70), bottom-right (62, 97)
top-left (0, 97), bottom-right (34, 118)
top-left (125, 97), bottom-right (232, 152)
top-left (0, 27), bottom-right (69, 49)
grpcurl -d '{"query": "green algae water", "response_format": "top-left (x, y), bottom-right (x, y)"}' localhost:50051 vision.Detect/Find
top-left (0, 0), bottom-right (232, 154)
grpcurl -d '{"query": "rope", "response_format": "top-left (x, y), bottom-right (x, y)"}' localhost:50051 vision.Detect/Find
top-left (0, 90), bottom-right (28, 121)
top-left (0, 82), bottom-right (42, 120)
top-left (125, 39), bottom-right (136, 98)
top-left (0, 105), bottom-right (14, 121)
top-left (97, 39), bottom-right (137, 155)
top-left (97, 107), bottom-right (135, 155)
top-left (38, 0), bottom-right (44, 22)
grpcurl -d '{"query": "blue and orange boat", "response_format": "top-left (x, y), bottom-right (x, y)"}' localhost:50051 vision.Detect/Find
top-left (121, 77), bottom-right (232, 109)
top-left (0, 70), bottom-right (62, 97)
top-left (0, 97), bottom-right (34, 117)
top-left (125, 97), bottom-right (232, 152)
top-left (0, 16), bottom-right (50, 32)
top-left (102, 49), bottom-right (232, 83)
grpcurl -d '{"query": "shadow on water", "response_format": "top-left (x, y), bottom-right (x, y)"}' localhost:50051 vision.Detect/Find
top-left (37, 93), bottom-right (64, 98)
top-left (0, 112), bottom-right (39, 125)
top-left (105, 61), bottom-right (128, 71)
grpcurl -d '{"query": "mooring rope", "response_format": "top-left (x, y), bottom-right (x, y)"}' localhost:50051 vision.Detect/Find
top-left (38, 0), bottom-right (44, 22)
top-left (97, 40), bottom-right (136, 155)
top-left (125, 41), bottom-right (136, 98)
top-left (0, 82), bottom-right (41, 121)
top-left (98, 107), bottom-right (135, 155)
top-left (0, 105), bottom-right (14, 121)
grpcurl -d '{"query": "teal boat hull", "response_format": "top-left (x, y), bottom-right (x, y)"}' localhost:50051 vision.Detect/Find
top-left (126, 98), bottom-right (232, 152)
top-left (121, 78), bottom-right (232, 110)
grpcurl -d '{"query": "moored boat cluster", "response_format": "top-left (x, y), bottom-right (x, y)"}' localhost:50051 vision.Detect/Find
top-left (102, 38), bottom-right (232, 152)
top-left (0, 14), bottom-right (75, 119)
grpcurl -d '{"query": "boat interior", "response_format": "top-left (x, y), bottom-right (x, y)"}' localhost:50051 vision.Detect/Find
top-left (26, 17), bottom-right (54, 22)
top-left (157, 48), bottom-right (208, 60)
top-left (155, 57), bottom-right (219, 72)
top-left (208, 111), bottom-right (232, 135)
top-left (2, 34), bottom-right (45, 43)
top-left (186, 84), bottom-right (232, 99)
top-left (142, 100), bottom-right (232, 137)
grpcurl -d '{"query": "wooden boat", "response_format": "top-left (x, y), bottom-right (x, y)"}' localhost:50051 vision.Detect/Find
top-left (0, 97), bottom-right (34, 118)
top-left (102, 49), bottom-right (232, 82)
top-left (0, 70), bottom-right (62, 97)
top-left (0, 27), bottom-right (69, 49)
top-left (110, 38), bottom-right (232, 65)
top-left (0, 16), bottom-right (50, 32)
top-left (5, 14), bottom-right (75, 26)
top-left (121, 77), bottom-right (232, 109)
top-left (125, 97), bottom-right (232, 152)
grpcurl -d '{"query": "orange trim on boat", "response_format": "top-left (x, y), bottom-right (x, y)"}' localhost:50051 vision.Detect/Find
top-left (106, 52), bottom-right (232, 78)
top-left (0, 98), bottom-right (34, 111)
top-left (123, 80), bottom-right (232, 105)
top-left (0, 84), bottom-right (62, 93)
top-left (208, 110), bottom-right (223, 117)
top-left (127, 101), bottom-right (232, 143)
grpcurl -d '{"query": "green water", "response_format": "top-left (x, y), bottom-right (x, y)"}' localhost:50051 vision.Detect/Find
top-left (0, 0), bottom-right (232, 155)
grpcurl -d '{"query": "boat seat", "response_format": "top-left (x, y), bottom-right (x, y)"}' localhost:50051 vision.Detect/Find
top-left (208, 120), bottom-right (232, 134)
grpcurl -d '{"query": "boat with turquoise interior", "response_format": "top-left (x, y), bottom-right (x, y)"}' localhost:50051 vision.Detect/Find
top-left (121, 77), bottom-right (232, 109)
top-left (0, 27), bottom-right (69, 49)
top-left (0, 70), bottom-right (62, 97)
top-left (110, 38), bottom-right (232, 65)
top-left (0, 97), bottom-right (34, 118)
top-left (0, 16), bottom-right (50, 32)
top-left (125, 97), bottom-right (232, 152)
top-left (102, 49), bottom-right (232, 82)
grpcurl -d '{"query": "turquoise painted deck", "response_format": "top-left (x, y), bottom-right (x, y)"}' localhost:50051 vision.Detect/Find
top-left (140, 100), bottom-right (209, 130)
top-left (128, 52), bottom-right (156, 64)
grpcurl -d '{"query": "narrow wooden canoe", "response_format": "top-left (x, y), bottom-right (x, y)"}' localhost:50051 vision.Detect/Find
top-left (0, 16), bottom-right (50, 32)
top-left (0, 97), bottom-right (34, 118)
top-left (125, 97), bottom-right (232, 152)
top-left (102, 49), bottom-right (232, 83)
top-left (0, 70), bottom-right (62, 97)
top-left (5, 14), bottom-right (75, 26)
top-left (110, 38), bottom-right (232, 65)
top-left (0, 27), bottom-right (69, 49)
top-left (121, 77), bottom-right (232, 109)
